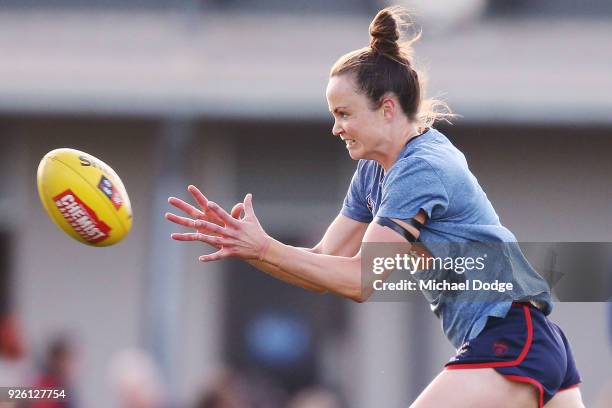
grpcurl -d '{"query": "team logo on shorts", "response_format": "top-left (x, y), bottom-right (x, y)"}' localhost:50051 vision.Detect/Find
top-left (493, 341), bottom-right (509, 356)
top-left (98, 175), bottom-right (123, 210)
top-left (53, 189), bottom-right (111, 244)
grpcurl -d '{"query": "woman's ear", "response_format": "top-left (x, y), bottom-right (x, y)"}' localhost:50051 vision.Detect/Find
top-left (381, 96), bottom-right (396, 119)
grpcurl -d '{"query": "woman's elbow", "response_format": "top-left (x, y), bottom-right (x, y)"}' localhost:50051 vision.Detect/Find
top-left (347, 286), bottom-right (372, 303)
top-left (346, 259), bottom-right (370, 302)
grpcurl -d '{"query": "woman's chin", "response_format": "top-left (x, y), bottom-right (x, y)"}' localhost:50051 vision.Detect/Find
top-left (347, 147), bottom-right (364, 160)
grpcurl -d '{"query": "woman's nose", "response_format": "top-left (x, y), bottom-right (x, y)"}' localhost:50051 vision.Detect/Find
top-left (332, 120), bottom-right (343, 137)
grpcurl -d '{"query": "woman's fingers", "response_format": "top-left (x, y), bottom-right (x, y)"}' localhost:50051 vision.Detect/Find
top-left (188, 185), bottom-right (209, 210)
top-left (168, 197), bottom-right (205, 219)
top-left (165, 213), bottom-right (226, 236)
top-left (171, 233), bottom-right (235, 261)
top-left (207, 201), bottom-right (239, 227)
top-left (199, 248), bottom-right (231, 262)
top-left (243, 193), bottom-right (255, 218)
top-left (231, 203), bottom-right (245, 219)
top-left (170, 232), bottom-right (230, 246)
top-left (194, 219), bottom-right (226, 236)
top-left (166, 186), bottom-right (263, 263)
top-left (188, 184), bottom-right (244, 221)
top-left (170, 190), bottom-right (226, 226)
top-left (165, 212), bottom-right (198, 228)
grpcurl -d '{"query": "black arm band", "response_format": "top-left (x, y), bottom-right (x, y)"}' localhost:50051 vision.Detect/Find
top-left (374, 216), bottom-right (423, 243)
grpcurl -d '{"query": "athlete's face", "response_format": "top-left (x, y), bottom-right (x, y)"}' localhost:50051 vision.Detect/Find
top-left (326, 74), bottom-right (388, 161)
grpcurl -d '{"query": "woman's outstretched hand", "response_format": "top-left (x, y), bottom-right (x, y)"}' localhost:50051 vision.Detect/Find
top-left (167, 185), bottom-right (244, 236)
top-left (165, 186), bottom-right (271, 262)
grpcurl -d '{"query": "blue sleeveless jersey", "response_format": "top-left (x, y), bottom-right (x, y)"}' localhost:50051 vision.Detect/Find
top-left (341, 127), bottom-right (553, 348)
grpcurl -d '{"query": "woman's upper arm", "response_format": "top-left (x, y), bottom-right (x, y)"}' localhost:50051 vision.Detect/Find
top-left (362, 210), bottom-right (427, 243)
top-left (311, 213), bottom-right (369, 257)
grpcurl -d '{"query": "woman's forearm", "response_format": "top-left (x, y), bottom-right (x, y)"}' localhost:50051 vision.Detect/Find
top-left (245, 250), bottom-right (328, 294)
top-left (263, 239), bottom-right (363, 301)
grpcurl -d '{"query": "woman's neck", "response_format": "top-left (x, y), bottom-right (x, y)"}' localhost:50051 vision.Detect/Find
top-left (379, 125), bottom-right (421, 172)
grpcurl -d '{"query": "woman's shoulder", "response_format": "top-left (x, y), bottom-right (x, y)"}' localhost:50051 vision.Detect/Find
top-left (404, 128), bottom-right (469, 177)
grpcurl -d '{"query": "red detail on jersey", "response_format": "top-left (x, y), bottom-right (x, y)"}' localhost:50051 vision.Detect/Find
top-left (53, 189), bottom-right (111, 244)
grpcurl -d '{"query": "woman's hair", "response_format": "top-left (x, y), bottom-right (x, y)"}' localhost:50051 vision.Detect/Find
top-left (330, 6), bottom-right (454, 129)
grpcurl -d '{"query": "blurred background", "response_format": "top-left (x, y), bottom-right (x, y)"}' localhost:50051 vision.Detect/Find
top-left (0, 0), bottom-right (611, 407)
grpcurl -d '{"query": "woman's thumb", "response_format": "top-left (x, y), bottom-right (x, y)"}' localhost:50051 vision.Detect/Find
top-left (244, 193), bottom-right (255, 216)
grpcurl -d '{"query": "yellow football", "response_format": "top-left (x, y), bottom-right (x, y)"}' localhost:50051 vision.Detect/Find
top-left (37, 148), bottom-right (133, 247)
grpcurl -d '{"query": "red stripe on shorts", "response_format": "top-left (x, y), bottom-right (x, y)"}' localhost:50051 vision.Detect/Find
top-left (503, 374), bottom-right (544, 408)
top-left (445, 305), bottom-right (533, 370)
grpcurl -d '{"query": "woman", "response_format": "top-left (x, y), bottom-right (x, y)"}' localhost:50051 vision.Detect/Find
top-left (166, 7), bottom-right (584, 407)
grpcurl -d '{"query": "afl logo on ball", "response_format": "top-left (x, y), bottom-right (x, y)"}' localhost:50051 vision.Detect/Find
top-left (98, 175), bottom-right (123, 210)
